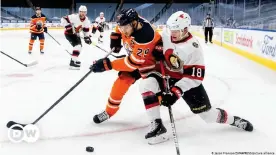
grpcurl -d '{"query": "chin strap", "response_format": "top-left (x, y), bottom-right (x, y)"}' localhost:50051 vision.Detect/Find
top-left (179, 29), bottom-right (189, 40)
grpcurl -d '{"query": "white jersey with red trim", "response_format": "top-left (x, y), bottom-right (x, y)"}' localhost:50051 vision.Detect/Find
top-left (61, 13), bottom-right (90, 36)
top-left (93, 16), bottom-right (105, 27)
top-left (161, 28), bottom-right (205, 93)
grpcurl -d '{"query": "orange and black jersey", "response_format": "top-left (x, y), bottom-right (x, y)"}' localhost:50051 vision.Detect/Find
top-left (111, 17), bottom-right (161, 76)
top-left (30, 14), bottom-right (47, 34)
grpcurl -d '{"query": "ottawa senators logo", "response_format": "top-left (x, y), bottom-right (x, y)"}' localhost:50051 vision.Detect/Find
top-left (168, 54), bottom-right (182, 70)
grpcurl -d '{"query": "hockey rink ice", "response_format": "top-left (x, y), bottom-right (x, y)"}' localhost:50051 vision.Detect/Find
top-left (0, 30), bottom-right (276, 155)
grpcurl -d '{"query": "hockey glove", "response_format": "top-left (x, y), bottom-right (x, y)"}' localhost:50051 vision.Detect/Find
top-left (44, 27), bottom-right (48, 33)
top-left (161, 86), bottom-right (183, 107)
top-left (84, 36), bottom-right (92, 45)
top-left (152, 40), bottom-right (164, 61)
top-left (90, 57), bottom-right (112, 73)
top-left (110, 32), bottom-right (122, 53)
top-left (99, 22), bottom-right (105, 28)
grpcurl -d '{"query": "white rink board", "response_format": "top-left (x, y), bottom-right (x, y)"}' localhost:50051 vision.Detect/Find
top-left (223, 28), bottom-right (276, 62)
top-left (192, 26), bottom-right (276, 62)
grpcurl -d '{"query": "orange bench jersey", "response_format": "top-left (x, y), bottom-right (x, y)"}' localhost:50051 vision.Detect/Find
top-left (111, 17), bottom-right (161, 77)
top-left (30, 14), bottom-right (46, 34)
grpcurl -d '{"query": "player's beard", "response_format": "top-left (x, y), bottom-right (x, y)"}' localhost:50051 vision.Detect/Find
top-left (119, 25), bottom-right (133, 37)
top-left (124, 28), bottom-right (134, 37)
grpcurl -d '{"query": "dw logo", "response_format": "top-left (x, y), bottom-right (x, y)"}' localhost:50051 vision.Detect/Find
top-left (8, 124), bottom-right (40, 143)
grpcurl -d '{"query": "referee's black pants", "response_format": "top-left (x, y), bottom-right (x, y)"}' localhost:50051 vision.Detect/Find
top-left (204, 27), bottom-right (213, 43)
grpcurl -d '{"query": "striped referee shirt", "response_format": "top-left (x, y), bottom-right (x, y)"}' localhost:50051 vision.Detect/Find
top-left (203, 17), bottom-right (214, 28)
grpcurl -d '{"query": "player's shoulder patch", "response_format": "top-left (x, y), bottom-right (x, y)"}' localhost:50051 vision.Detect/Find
top-left (192, 42), bottom-right (199, 48)
top-left (132, 20), bottom-right (154, 44)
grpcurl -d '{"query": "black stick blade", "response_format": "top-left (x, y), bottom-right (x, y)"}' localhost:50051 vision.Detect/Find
top-left (113, 54), bottom-right (126, 58)
top-left (6, 121), bottom-right (27, 130)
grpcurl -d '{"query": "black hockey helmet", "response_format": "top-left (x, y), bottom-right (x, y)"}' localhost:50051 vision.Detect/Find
top-left (116, 8), bottom-right (138, 26)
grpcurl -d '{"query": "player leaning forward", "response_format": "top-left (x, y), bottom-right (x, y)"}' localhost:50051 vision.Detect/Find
top-left (61, 5), bottom-right (92, 69)
top-left (140, 11), bottom-right (254, 144)
top-left (90, 9), bottom-right (161, 123)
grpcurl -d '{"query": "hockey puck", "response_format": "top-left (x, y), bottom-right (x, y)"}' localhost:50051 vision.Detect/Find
top-left (86, 146), bottom-right (94, 152)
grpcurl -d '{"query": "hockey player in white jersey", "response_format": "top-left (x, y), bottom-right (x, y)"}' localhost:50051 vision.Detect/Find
top-left (61, 5), bottom-right (92, 69)
top-left (92, 12), bottom-right (106, 43)
top-left (139, 11), bottom-right (253, 145)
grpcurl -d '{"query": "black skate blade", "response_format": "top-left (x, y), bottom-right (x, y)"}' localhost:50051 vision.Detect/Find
top-left (6, 121), bottom-right (27, 130)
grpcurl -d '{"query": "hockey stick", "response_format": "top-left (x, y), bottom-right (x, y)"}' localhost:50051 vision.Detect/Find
top-left (159, 61), bottom-right (181, 155)
top-left (6, 49), bottom-right (114, 130)
top-left (0, 51), bottom-right (38, 67)
top-left (78, 35), bottom-right (125, 58)
top-left (90, 42), bottom-right (126, 58)
top-left (26, 0), bottom-right (35, 12)
top-left (45, 32), bottom-right (72, 55)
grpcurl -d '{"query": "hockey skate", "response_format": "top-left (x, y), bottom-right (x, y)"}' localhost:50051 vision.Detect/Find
top-left (93, 111), bottom-right (110, 124)
top-left (40, 50), bottom-right (44, 54)
top-left (145, 119), bottom-right (169, 145)
top-left (231, 116), bottom-right (253, 132)
top-left (69, 58), bottom-right (81, 70)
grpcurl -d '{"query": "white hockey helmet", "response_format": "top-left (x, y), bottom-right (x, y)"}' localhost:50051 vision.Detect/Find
top-left (100, 12), bottom-right (104, 15)
top-left (79, 5), bottom-right (87, 12)
top-left (166, 11), bottom-right (191, 31)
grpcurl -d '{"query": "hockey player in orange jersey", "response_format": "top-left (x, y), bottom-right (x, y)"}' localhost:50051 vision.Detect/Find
top-left (28, 7), bottom-right (47, 54)
top-left (90, 8), bottom-right (162, 123)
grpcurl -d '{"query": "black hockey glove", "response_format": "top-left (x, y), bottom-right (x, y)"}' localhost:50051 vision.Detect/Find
top-left (84, 36), bottom-right (92, 45)
top-left (90, 57), bottom-right (112, 73)
top-left (44, 27), bottom-right (48, 33)
top-left (152, 40), bottom-right (164, 61)
top-left (99, 22), bottom-right (105, 28)
top-left (110, 32), bottom-right (122, 53)
top-left (161, 86), bottom-right (183, 107)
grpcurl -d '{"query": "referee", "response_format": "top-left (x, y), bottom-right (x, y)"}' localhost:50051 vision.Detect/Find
top-left (203, 13), bottom-right (214, 44)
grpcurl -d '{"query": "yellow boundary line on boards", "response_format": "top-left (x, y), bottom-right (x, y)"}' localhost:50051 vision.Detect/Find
top-left (192, 31), bottom-right (276, 71)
